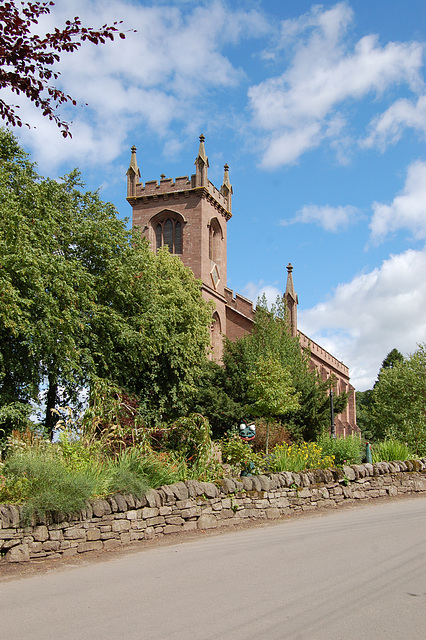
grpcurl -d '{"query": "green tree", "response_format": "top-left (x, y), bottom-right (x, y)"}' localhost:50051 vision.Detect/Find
top-left (0, 128), bottom-right (213, 437)
top-left (357, 348), bottom-right (405, 439)
top-left (369, 344), bottom-right (426, 454)
top-left (221, 297), bottom-right (347, 441)
top-left (247, 355), bottom-right (300, 452)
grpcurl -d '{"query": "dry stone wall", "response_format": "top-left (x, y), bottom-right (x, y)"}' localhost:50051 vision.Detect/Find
top-left (2, 459), bottom-right (426, 563)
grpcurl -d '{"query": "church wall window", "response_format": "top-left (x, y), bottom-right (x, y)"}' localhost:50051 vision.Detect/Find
top-left (155, 216), bottom-right (182, 254)
top-left (209, 218), bottom-right (222, 264)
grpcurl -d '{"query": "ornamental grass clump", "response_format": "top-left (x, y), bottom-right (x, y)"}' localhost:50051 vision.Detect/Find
top-left (372, 438), bottom-right (414, 463)
top-left (3, 448), bottom-right (101, 523)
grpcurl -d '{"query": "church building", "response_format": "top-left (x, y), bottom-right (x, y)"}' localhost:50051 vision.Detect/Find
top-left (127, 136), bottom-right (358, 436)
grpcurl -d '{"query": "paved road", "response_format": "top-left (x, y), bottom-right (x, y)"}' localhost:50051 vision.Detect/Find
top-left (1, 497), bottom-right (426, 639)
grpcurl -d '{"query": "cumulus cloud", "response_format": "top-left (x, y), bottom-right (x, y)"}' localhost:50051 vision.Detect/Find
top-left (362, 95), bottom-right (426, 150)
top-left (242, 282), bottom-right (282, 308)
top-left (282, 204), bottom-right (359, 233)
top-left (370, 160), bottom-right (426, 243)
top-left (248, 2), bottom-right (424, 168)
top-left (298, 248), bottom-right (426, 390)
top-left (11, 0), bottom-right (269, 171)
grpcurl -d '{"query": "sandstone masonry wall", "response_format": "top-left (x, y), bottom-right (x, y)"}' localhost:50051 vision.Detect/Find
top-left (2, 459), bottom-right (426, 563)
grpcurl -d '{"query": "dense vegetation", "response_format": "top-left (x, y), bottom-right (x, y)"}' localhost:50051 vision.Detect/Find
top-left (356, 345), bottom-right (426, 456)
top-left (1, 130), bottom-right (423, 521)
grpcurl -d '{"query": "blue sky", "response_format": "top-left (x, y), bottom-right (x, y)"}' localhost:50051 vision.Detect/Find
top-left (6, 0), bottom-right (426, 390)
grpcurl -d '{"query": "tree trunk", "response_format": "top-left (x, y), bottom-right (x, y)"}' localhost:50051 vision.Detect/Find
top-left (45, 373), bottom-right (58, 440)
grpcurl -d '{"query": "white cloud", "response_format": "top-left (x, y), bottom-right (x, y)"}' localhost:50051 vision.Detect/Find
top-left (363, 95), bottom-right (426, 150)
top-left (242, 282), bottom-right (282, 308)
top-left (9, 0), bottom-right (269, 172)
top-left (298, 248), bottom-right (426, 390)
top-left (248, 2), bottom-right (424, 168)
top-left (370, 160), bottom-right (426, 243)
top-left (282, 204), bottom-right (358, 233)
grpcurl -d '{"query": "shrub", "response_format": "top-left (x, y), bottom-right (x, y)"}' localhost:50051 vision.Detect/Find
top-left (316, 433), bottom-right (363, 466)
top-left (250, 419), bottom-right (291, 453)
top-left (372, 439), bottom-right (415, 462)
top-left (267, 442), bottom-right (334, 473)
top-left (220, 435), bottom-right (264, 476)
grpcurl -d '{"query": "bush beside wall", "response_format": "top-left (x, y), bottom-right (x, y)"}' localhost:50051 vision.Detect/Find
top-left (1, 459), bottom-right (426, 563)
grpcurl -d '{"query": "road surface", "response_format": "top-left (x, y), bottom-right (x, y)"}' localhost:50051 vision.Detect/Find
top-left (1, 496), bottom-right (426, 639)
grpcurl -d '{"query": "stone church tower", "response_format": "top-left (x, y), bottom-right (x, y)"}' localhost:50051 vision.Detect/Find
top-left (127, 135), bottom-right (232, 359)
top-left (126, 136), bottom-right (358, 435)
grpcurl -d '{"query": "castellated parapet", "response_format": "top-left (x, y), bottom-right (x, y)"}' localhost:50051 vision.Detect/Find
top-left (298, 331), bottom-right (349, 378)
top-left (129, 175), bottom-right (232, 220)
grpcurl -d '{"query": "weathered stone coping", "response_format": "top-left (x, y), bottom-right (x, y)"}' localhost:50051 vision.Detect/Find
top-left (1, 459), bottom-right (426, 563)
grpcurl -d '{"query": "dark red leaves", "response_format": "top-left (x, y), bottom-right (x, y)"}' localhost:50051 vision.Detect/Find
top-left (0, 0), bottom-right (134, 136)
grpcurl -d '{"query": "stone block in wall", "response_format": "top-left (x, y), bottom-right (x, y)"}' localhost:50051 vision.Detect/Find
top-left (49, 529), bottom-right (64, 541)
top-left (77, 541), bottom-right (103, 553)
top-left (163, 524), bottom-right (182, 535)
top-left (183, 521), bottom-right (197, 531)
top-left (64, 527), bottom-right (87, 540)
top-left (126, 510), bottom-right (138, 520)
top-left (113, 494), bottom-right (128, 512)
top-left (158, 485), bottom-right (176, 503)
top-left (176, 499), bottom-right (194, 509)
top-left (258, 475), bottom-right (272, 491)
top-left (5, 543), bottom-right (29, 563)
top-left (342, 465), bottom-right (356, 481)
top-left (352, 490), bottom-right (366, 499)
top-left (145, 489), bottom-right (162, 508)
top-left (414, 480), bottom-right (426, 491)
top-left (100, 532), bottom-right (118, 540)
top-left (297, 488), bottom-right (312, 498)
top-left (168, 482), bottom-right (189, 501)
top-left (199, 482), bottom-right (219, 499)
top-left (86, 528), bottom-right (101, 541)
top-left (29, 541), bottom-right (43, 554)
top-left (130, 531), bottom-right (145, 541)
top-left (159, 506), bottom-right (173, 516)
top-left (221, 478), bottom-right (236, 494)
top-left (145, 516), bottom-right (165, 527)
top-left (120, 533), bottom-right (131, 544)
top-left (197, 514), bottom-right (218, 529)
top-left (275, 497), bottom-right (290, 508)
top-left (0, 528), bottom-right (17, 541)
top-left (180, 506), bottom-right (201, 518)
top-left (299, 473), bottom-right (311, 488)
top-left (123, 494), bottom-right (135, 509)
top-left (32, 525), bottom-right (49, 542)
top-left (142, 506), bottom-right (159, 519)
top-left (112, 520), bottom-right (130, 533)
top-left (165, 516), bottom-right (184, 526)
top-left (92, 499), bottom-right (111, 518)
top-left (266, 508), bottom-right (280, 519)
top-left (42, 540), bottom-right (60, 552)
top-left (240, 477), bottom-right (254, 491)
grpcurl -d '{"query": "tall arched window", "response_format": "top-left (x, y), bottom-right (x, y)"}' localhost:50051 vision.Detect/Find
top-left (209, 218), bottom-right (222, 264)
top-left (155, 217), bottom-right (182, 254)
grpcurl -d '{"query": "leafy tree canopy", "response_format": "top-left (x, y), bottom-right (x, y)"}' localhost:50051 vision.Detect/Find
top-left (192, 295), bottom-right (347, 441)
top-left (0, 128), bottom-right (213, 438)
top-left (0, 1), bottom-right (130, 136)
top-left (368, 344), bottom-right (426, 454)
